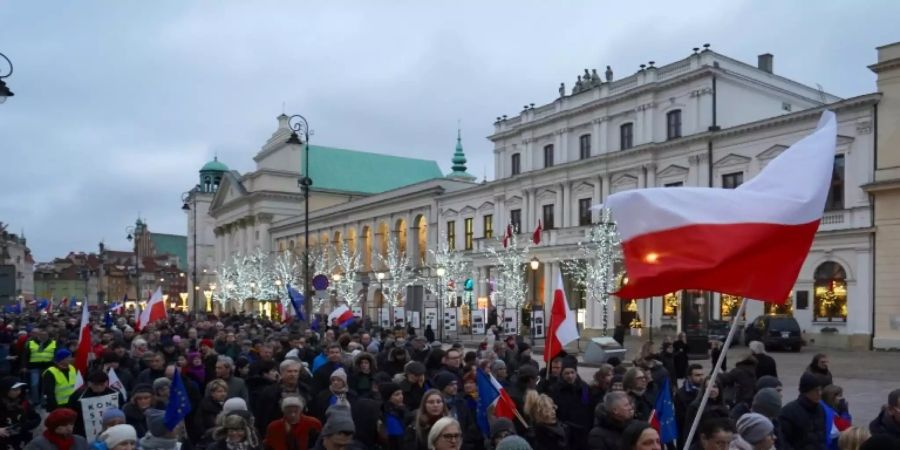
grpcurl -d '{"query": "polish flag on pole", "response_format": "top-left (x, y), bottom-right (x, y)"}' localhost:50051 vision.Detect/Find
top-left (138, 287), bottom-right (168, 330)
top-left (501, 224), bottom-right (513, 248)
top-left (73, 300), bottom-right (91, 389)
top-left (544, 272), bottom-right (579, 364)
top-left (606, 111), bottom-right (837, 303)
top-left (532, 220), bottom-right (542, 245)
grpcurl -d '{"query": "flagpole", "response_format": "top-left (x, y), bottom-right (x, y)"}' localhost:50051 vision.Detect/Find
top-left (681, 299), bottom-right (747, 450)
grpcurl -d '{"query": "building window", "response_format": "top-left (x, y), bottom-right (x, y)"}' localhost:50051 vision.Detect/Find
top-left (825, 155), bottom-right (845, 211)
top-left (814, 262), bottom-right (847, 322)
top-left (578, 198), bottom-right (592, 226)
top-left (720, 294), bottom-right (745, 320)
top-left (464, 218), bottom-right (473, 250)
top-left (662, 292), bottom-right (679, 318)
top-left (509, 209), bottom-right (522, 233)
top-left (722, 172), bottom-right (743, 189)
top-left (447, 221), bottom-right (456, 251)
top-left (483, 215), bottom-right (493, 239)
top-left (666, 109), bottom-right (682, 140)
top-left (620, 123), bottom-right (633, 150)
top-left (511, 153), bottom-right (521, 176)
top-left (542, 204), bottom-right (555, 230)
top-left (579, 134), bottom-right (591, 159)
top-left (543, 144), bottom-right (554, 168)
top-left (765, 291), bottom-right (794, 316)
top-left (664, 181), bottom-right (684, 187)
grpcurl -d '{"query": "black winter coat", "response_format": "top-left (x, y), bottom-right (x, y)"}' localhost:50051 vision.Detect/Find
top-left (869, 409), bottom-right (900, 440)
top-left (529, 422), bottom-right (568, 450)
top-left (628, 390), bottom-right (654, 422)
top-left (587, 410), bottom-right (632, 450)
top-left (550, 379), bottom-right (596, 448)
top-left (754, 353), bottom-right (779, 379)
top-left (718, 359), bottom-right (757, 407)
top-left (0, 397), bottom-right (40, 450)
top-left (779, 395), bottom-right (826, 450)
top-left (123, 402), bottom-right (149, 438)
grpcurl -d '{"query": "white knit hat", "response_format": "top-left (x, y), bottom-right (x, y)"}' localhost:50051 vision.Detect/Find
top-left (100, 424), bottom-right (137, 449)
top-left (223, 397), bottom-right (248, 413)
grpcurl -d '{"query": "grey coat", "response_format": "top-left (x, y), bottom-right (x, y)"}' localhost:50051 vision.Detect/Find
top-left (24, 435), bottom-right (89, 450)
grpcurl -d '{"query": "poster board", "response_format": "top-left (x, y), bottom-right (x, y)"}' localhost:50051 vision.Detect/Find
top-left (444, 308), bottom-right (458, 332)
top-left (407, 311), bottom-right (421, 329)
top-left (472, 309), bottom-right (486, 334)
top-left (503, 309), bottom-right (519, 334)
top-left (81, 393), bottom-right (120, 440)
top-left (532, 310), bottom-right (546, 338)
top-left (424, 307), bottom-right (438, 328)
top-left (393, 307), bottom-right (406, 328)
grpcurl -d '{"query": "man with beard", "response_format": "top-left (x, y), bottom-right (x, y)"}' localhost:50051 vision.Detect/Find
top-left (549, 358), bottom-right (595, 449)
top-left (676, 364), bottom-right (705, 441)
top-left (869, 389), bottom-right (900, 441)
top-left (588, 391), bottom-right (635, 450)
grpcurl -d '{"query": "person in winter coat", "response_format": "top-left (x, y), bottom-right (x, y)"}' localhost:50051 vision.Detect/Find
top-left (378, 383), bottom-right (407, 450)
top-left (349, 353), bottom-right (376, 399)
top-left (623, 368), bottom-right (654, 422)
top-left (311, 344), bottom-right (344, 393)
top-left (24, 408), bottom-right (89, 450)
top-left (424, 325), bottom-right (436, 344)
top-left (139, 409), bottom-right (192, 450)
top-left (868, 389), bottom-right (900, 441)
top-left (208, 414), bottom-right (261, 450)
top-left (806, 354), bottom-right (833, 388)
top-left (253, 360), bottom-right (310, 438)
top-left (749, 342), bottom-right (778, 379)
top-left (548, 358), bottom-right (595, 449)
top-left (0, 377), bottom-right (41, 450)
top-left (400, 362), bottom-right (429, 412)
top-left (182, 352), bottom-right (206, 388)
top-left (214, 356), bottom-right (250, 402)
top-left (66, 370), bottom-right (125, 438)
top-left (93, 424), bottom-right (138, 450)
top-left (822, 385), bottom-right (852, 450)
top-left (263, 396), bottom-right (321, 450)
top-left (673, 333), bottom-right (689, 381)
top-left (620, 421), bottom-right (662, 450)
top-left (779, 372), bottom-right (826, 450)
top-left (658, 342), bottom-right (678, 388)
top-left (123, 384), bottom-right (154, 438)
top-left (675, 365), bottom-right (705, 448)
top-left (731, 413), bottom-right (777, 450)
top-left (404, 389), bottom-right (449, 450)
top-left (426, 417), bottom-right (463, 450)
top-left (312, 368), bottom-right (357, 422)
top-left (587, 391), bottom-right (635, 450)
top-left (192, 379), bottom-right (227, 442)
top-left (524, 391), bottom-right (567, 450)
top-left (752, 388), bottom-right (786, 449)
top-left (385, 348), bottom-right (412, 378)
top-left (719, 355), bottom-right (758, 409)
top-left (685, 377), bottom-right (731, 448)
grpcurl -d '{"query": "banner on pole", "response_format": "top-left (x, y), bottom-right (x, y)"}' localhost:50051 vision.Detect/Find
top-left (108, 368), bottom-right (127, 401)
top-left (81, 393), bottom-right (120, 440)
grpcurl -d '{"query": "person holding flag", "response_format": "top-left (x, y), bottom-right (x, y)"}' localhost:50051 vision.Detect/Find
top-left (548, 357), bottom-right (595, 449)
top-left (648, 378), bottom-right (678, 448)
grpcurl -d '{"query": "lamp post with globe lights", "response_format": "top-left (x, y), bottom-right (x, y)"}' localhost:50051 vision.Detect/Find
top-left (529, 257), bottom-right (540, 345)
top-left (376, 272), bottom-right (385, 328)
top-left (285, 113), bottom-right (313, 323)
top-left (436, 266), bottom-right (447, 341)
top-left (0, 52), bottom-right (14, 104)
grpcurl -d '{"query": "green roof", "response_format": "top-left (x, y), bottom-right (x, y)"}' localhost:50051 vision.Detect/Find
top-left (305, 145), bottom-right (443, 194)
top-left (201, 157), bottom-right (229, 173)
top-left (150, 233), bottom-right (187, 268)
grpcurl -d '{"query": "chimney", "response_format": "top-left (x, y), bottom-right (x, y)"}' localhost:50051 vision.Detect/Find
top-left (758, 53), bottom-right (773, 73)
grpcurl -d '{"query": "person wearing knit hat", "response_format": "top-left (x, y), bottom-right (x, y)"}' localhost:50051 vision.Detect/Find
top-left (433, 372), bottom-right (458, 393)
top-left (401, 361), bottom-right (428, 411)
top-left (263, 395), bottom-right (322, 450)
top-left (152, 378), bottom-right (170, 409)
top-left (492, 360), bottom-right (509, 384)
top-left (755, 375), bottom-right (783, 393)
top-left (123, 384), bottom-right (154, 438)
top-left (427, 416), bottom-right (462, 450)
top-left (380, 383), bottom-right (407, 449)
top-left (490, 417), bottom-right (517, 446)
top-left (211, 414), bottom-right (259, 450)
top-left (311, 367), bottom-right (355, 420)
top-left (102, 408), bottom-right (127, 428)
top-left (778, 372), bottom-right (826, 450)
top-left (496, 435), bottom-right (532, 450)
top-left (28, 408), bottom-right (88, 450)
top-left (321, 405), bottom-right (356, 450)
top-left (732, 413), bottom-right (776, 450)
top-left (752, 387), bottom-right (783, 419)
top-left (223, 397), bottom-right (248, 414)
top-left (138, 409), bottom-right (179, 450)
top-left (97, 424), bottom-right (138, 450)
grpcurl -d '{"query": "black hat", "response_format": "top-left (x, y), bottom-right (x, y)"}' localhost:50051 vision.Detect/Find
top-left (561, 356), bottom-right (578, 371)
top-left (517, 365), bottom-right (539, 382)
top-left (434, 372), bottom-right (458, 391)
top-left (799, 372), bottom-right (822, 393)
top-left (87, 370), bottom-right (109, 384)
top-left (131, 384), bottom-right (153, 397)
top-left (404, 361), bottom-right (426, 376)
top-left (379, 383), bottom-right (402, 399)
top-left (491, 417), bottom-right (516, 439)
top-left (755, 375), bottom-right (782, 391)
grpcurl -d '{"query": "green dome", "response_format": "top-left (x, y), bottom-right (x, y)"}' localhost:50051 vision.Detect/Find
top-left (200, 157), bottom-right (229, 173)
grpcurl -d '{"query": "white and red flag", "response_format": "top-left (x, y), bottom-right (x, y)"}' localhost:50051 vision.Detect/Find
top-left (606, 111), bottom-right (837, 303)
top-left (74, 299), bottom-right (92, 376)
top-left (138, 287), bottom-right (167, 330)
top-left (532, 220), bottom-right (542, 245)
top-left (501, 224), bottom-right (513, 248)
top-left (544, 272), bottom-right (579, 364)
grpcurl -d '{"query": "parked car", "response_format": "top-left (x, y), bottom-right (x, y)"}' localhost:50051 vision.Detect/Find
top-left (708, 320), bottom-right (742, 347)
top-left (742, 315), bottom-right (803, 351)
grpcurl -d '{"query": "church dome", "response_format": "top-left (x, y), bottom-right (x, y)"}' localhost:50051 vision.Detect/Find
top-left (200, 157), bottom-right (229, 173)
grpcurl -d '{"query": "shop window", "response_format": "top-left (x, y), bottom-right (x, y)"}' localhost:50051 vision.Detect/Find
top-left (662, 292), bottom-right (679, 318)
top-left (814, 262), bottom-right (848, 322)
top-left (765, 291), bottom-right (794, 316)
top-left (720, 294), bottom-right (745, 320)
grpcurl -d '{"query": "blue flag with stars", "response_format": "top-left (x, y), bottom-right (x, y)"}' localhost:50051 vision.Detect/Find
top-left (164, 369), bottom-right (192, 430)
top-left (652, 377), bottom-right (678, 444)
top-left (286, 283), bottom-right (306, 321)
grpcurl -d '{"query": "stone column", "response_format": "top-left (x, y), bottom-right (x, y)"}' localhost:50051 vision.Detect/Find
top-left (555, 186), bottom-right (564, 230)
top-left (562, 182), bottom-right (571, 228)
top-left (408, 223), bottom-right (420, 268)
top-left (593, 177), bottom-right (602, 222)
top-left (592, 119), bottom-right (602, 156)
top-left (256, 213), bottom-right (274, 254)
top-left (644, 163), bottom-right (657, 188)
top-left (373, 225), bottom-right (385, 271)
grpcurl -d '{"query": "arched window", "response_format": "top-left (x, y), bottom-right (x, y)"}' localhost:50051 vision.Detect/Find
top-left (204, 176), bottom-right (212, 192)
top-left (814, 262), bottom-right (848, 322)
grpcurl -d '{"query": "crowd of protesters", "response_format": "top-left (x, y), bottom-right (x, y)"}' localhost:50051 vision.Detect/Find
top-left (0, 311), bottom-right (898, 450)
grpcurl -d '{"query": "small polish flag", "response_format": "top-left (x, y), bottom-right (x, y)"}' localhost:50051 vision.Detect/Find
top-left (544, 272), bottom-right (579, 364)
top-left (328, 305), bottom-right (355, 328)
top-left (532, 220), bottom-right (542, 245)
top-left (73, 300), bottom-right (92, 390)
top-left (138, 287), bottom-right (167, 330)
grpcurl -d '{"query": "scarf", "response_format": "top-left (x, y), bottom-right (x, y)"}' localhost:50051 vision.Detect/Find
top-left (42, 430), bottom-right (74, 450)
top-left (140, 434), bottom-right (179, 450)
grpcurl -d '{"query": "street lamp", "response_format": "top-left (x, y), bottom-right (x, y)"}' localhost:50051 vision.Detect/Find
top-left (286, 113), bottom-right (313, 324)
top-left (126, 223), bottom-right (142, 301)
top-left (0, 52), bottom-right (14, 104)
top-left (529, 257), bottom-right (540, 345)
top-left (376, 272), bottom-right (385, 328)
top-left (436, 266), bottom-right (446, 341)
top-left (182, 191), bottom-right (199, 312)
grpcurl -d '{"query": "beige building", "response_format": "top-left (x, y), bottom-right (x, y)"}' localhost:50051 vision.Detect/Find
top-left (867, 42), bottom-right (900, 350)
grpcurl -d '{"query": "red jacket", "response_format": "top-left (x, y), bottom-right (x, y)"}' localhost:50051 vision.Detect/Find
top-left (263, 416), bottom-right (322, 450)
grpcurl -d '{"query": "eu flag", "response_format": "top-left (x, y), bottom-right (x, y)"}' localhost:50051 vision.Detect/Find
top-left (164, 370), bottom-right (192, 430)
top-left (651, 377), bottom-right (678, 444)
top-left (286, 283), bottom-right (306, 321)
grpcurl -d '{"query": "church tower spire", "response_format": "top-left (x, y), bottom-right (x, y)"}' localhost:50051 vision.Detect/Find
top-left (447, 126), bottom-right (476, 181)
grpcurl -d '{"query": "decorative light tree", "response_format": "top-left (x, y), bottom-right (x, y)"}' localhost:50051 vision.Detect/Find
top-left (378, 236), bottom-right (418, 308)
top-left (271, 250), bottom-right (299, 311)
top-left (428, 235), bottom-right (472, 308)
top-left (486, 231), bottom-right (530, 331)
top-left (214, 257), bottom-right (240, 308)
top-left (561, 207), bottom-right (622, 335)
top-left (332, 243), bottom-right (361, 306)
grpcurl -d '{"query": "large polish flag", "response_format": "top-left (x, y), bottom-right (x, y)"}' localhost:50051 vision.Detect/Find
top-left (73, 299), bottom-right (92, 388)
top-left (138, 287), bottom-right (168, 330)
top-left (606, 111), bottom-right (837, 303)
top-left (544, 272), bottom-right (579, 364)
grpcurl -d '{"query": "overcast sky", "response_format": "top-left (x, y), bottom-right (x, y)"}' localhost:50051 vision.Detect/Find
top-left (1, 1), bottom-right (898, 262)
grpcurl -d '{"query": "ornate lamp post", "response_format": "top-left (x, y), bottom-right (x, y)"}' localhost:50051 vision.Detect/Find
top-left (182, 191), bottom-right (199, 311)
top-left (376, 272), bottom-right (385, 328)
top-left (436, 266), bottom-right (446, 341)
top-left (0, 52), bottom-right (14, 104)
top-left (286, 114), bottom-right (313, 324)
top-left (125, 224), bottom-right (141, 301)
top-left (529, 257), bottom-right (540, 345)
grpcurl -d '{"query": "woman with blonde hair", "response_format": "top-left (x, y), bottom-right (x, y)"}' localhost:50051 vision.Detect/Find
top-left (524, 391), bottom-right (566, 450)
top-left (194, 379), bottom-right (228, 434)
top-left (837, 426), bottom-right (870, 450)
top-left (403, 389), bottom-right (449, 450)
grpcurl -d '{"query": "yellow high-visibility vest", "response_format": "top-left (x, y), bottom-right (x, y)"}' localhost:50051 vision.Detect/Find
top-left (45, 366), bottom-right (77, 405)
top-left (28, 340), bottom-right (57, 364)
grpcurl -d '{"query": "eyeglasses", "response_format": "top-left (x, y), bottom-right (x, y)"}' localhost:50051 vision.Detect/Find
top-left (440, 433), bottom-right (461, 441)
